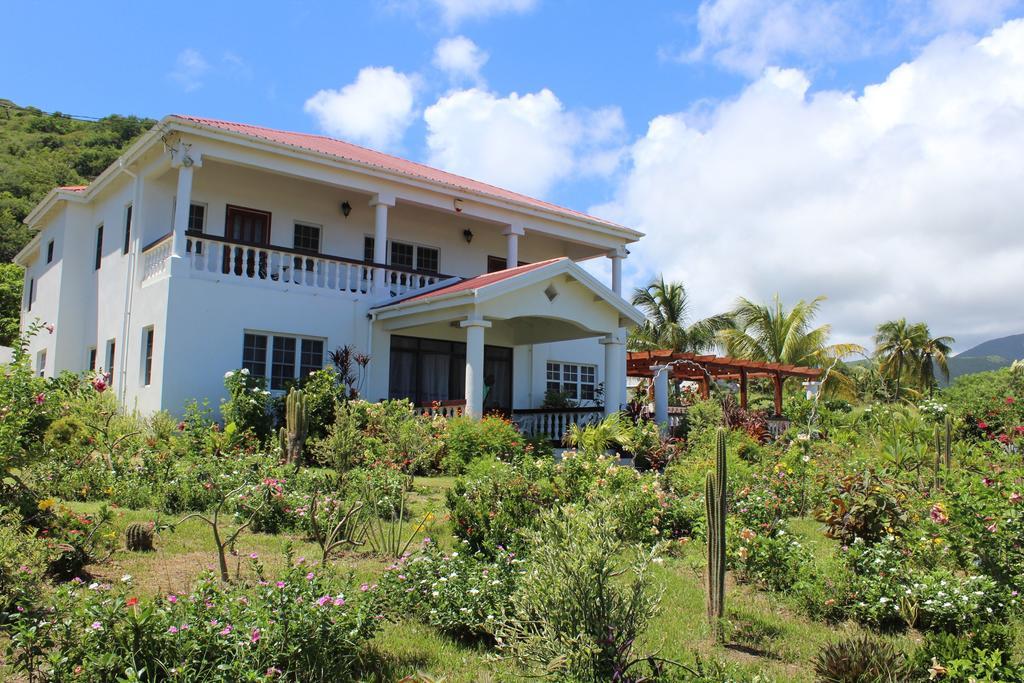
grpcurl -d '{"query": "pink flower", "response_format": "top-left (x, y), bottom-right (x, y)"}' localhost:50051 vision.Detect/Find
top-left (978, 420), bottom-right (989, 430)
top-left (1007, 397), bottom-right (1016, 404)
top-left (44, 323), bottom-right (54, 334)
top-left (333, 597), bottom-right (345, 607)
top-left (167, 594), bottom-right (178, 604)
top-left (250, 628), bottom-right (261, 643)
top-left (167, 626), bottom-right (179, 634)
top-left (90, 621), bottom-right (102, 630)
top-left (91, 375), bottom-right (107, 393)
top-left (219, 625), bottom-right (233, 636)
top-left (249, 553), bottom-right (259, 560)
top-left (987, 522), bottom-right (999, 533)
top-left (34, 393), bottom-right (45, 405)
top-left (316, 595), bottom-right (331, 607)
top-left (1010, 492), bottom-right (1022, 504)
top-left (930, 504), bottom-right (949, 525)
top-left (306, 572), bottom-right (315, 580)
top-left (275, 581), bottom-right (285, 588)
top-left (360, 583), bottom-right (370, 592)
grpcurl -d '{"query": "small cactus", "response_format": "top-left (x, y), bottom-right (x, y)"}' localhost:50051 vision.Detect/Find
top-left (125, 522), bottom-right (155, 552)
top-left (284, 388), bottom-right (308, 466)
top-left (705, 428), bottom-right (727, 642)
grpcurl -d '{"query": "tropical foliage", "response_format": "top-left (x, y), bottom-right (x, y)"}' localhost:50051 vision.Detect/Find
top-left (629, 277), bottom-right (731, 352)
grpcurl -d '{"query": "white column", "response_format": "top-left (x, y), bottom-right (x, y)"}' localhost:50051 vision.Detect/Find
top-left (600, 332), bottom-right (627, 417)
top-left (460, 317), bottom-right (492, 419)
top-left (370, 194), bottom-right (394, 296)
top-left (608, 248), bottom-right (626, 296)
top-left (652, 364), bottom-right (670, 431)
top-left (503, 224), bottom-right (524, 269)
top-left (171, 164), bottom-right (194, 260)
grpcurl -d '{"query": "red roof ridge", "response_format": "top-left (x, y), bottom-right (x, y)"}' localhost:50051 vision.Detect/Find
top-left (58, 185), bottom-right (87, 192)
top-left (168, 115), bottom-right (629, 231)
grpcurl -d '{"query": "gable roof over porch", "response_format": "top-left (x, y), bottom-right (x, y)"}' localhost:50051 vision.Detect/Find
top-left (370, 257), bottom-right (645, 337)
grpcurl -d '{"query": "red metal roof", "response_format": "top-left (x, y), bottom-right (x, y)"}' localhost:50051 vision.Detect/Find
top-left (381, 257), bottom-right (566, 306)
top-left (170, 115), bottom-right (626, 230)
top-left (58, 186), bottom-right (87, 192)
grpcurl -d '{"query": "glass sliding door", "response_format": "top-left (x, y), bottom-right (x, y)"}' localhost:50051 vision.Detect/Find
top-left (389, 335), bottom-right (511, 413)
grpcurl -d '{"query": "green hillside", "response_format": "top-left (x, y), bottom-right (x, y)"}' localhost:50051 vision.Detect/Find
top-left (0, 100), bottom-right (154, 344)
top-left (938, 333), bottom-right (1024, 385)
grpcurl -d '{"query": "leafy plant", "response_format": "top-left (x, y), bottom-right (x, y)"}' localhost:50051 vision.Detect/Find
top-left (813, 635), bottom-right (909, 683)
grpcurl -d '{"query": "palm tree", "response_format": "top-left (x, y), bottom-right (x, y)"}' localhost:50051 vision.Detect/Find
top-left (874, 318), bottom-right (920, 401)
top-left (719, 295), bottom-right (863, 367)
top-left (917, 329), bottom-right (955, 395)
top-left (629, 277), bottom-right (732, 352)
top-left (875, 319), bottom-right (955, 399)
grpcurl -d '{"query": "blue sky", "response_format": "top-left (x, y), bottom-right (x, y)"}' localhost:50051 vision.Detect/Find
top-left (5, 0), bottom-right (1024, 348)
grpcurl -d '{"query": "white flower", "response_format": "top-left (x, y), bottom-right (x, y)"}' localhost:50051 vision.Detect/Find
top-left (240, 368), bottom-right (250, 375)
top-left (432, 591), bottom-right (439, 597)
top-left (121, 574), bottom-right (132, 583)
top-left (802, 455), bottom-right (810, 463)
top-left (224, 371), bottom-right (235, 379)
top-left (468, 589), bottom-right (479, 595)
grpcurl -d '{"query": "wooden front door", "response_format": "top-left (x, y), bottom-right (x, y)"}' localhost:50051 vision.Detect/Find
top-left (223, 205), bottom-right (272, 277)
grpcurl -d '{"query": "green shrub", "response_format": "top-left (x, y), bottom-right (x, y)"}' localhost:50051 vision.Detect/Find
top-left (440, 415), bottom-right (525, 474)
top-left (910, 628), bottom-right (1024, 682)
top-left (220, 368), bottom-right (273, 440)
top-left (492, 505), bottom-right (663, 682)
top-left (816, 470), bottom-right (910, 546)
top-left (316, 400), bottom-right (442, 474)
top-left (685, 398), bottom-right (723, 435)
top-left (732, 526), bottom-right (811, 592)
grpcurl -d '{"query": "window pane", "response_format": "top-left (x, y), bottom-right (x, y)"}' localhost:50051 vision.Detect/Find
top-left (563, 364), bottom-right (578, 384)
top-left (300, 339), bottom-right (324, 378)
top-left (144, 328), bottom-right (154, 386)
top-left (293, 223), bottom-right (320, 253)
top-left (271, 336), bottom-right (296, 390)
top-left (546, 362), bottom-right (560, 382)
top-left (123, 205), bottom-right (132, 254)
top-left (188, 204), bottom-right (205, 233)
top-left (47, 240), bottom-right (54, 263)
top-left (364, 236), bottom-right (375, 262)
top-left (242, 333), bottom-right (268, 378)
top-left (417, 246), bottom-right (439, 273)
top-left (390, 241), bottom-right (414, 268)
top-left (95, 224), bottom-right (103, 270)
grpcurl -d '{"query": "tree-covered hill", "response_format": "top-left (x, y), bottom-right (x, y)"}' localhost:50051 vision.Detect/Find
top-left (0, 100), bottom-right (154, 344)
top-left (0, 100), bottom-right (155, 263)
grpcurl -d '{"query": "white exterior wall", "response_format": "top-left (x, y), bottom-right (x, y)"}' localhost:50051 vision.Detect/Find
top-left (19, 138), bottom-right (638, 418)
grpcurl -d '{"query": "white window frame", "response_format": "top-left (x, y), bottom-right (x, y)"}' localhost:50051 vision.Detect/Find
top-left (36, 349), bottom-right (46, 377)
top-left (546, 361), bottom-right (598, 402)
top-left (141, 326), bottom-right (155, 387)
top-left (241, 330), bottom-right (326, 391)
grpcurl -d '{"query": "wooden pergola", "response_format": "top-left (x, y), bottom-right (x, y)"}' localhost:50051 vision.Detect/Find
top-left (626, 350), bottom-right (822, 417)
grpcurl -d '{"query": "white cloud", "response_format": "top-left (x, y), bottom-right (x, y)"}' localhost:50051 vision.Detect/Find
top-left (681, 0), bottom-right (1022, 76)
top-left (169, 48), bottom-right (210, 92)
top-left (433, 36), bottom-right (489, 85)
top-left (597, 19), bottom-right (1024, 349)
top-left (304, 67), bottom-right (418, 150)
top-left (424, 87), bottom-right (624, 198)
top-left (429, 0), bottom-right (537, 26)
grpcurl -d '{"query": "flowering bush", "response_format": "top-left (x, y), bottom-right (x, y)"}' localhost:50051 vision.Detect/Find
top-left (316, 399), bottom-right (443, 474)
top-left (732, 526), bottom-right (811, 592)
top-left (816, 471), bottom-right (911, 546)
top-left (221, 368), bottom-right (273, 441)
top-left (5, 553), bottom-right (383, 682)
top-left (0, 509), bottom-right (52, 617)
top-left (379, 539), bottom-right (522, 639)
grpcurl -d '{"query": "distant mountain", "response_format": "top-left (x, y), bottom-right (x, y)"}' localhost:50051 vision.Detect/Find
top-left (941, 333), bottom-right (1024, 385)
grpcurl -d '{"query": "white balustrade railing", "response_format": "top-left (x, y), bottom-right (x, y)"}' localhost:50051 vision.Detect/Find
top-left (183, 236), bottom-right (445, 298)
top-left (140, 236), bottom-right (172, 282)
top-left (413, 402), bottom-right (465, 419)
top-left (512, 408), bottom-right (604, 443)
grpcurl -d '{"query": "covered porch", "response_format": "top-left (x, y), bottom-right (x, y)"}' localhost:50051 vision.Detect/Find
top-left (370, 258), bottom-right (644, 437)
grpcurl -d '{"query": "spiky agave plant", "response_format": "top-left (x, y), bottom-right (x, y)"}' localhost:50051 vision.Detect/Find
top-left (813, 635), bottom-right (909, 682)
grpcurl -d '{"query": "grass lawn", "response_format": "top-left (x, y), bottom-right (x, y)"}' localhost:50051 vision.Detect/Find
top-left (49, 476), bottom-right (917, 681)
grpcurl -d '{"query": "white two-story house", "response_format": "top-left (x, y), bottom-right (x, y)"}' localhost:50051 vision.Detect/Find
top-left (14, 115), bottom-right (644, 431)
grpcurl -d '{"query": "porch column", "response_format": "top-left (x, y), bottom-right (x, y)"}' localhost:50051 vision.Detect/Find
top-left (170, 150), bottom-right (201, 266)
top-left (739, 368), bottom-right (749, 410)
top-left (503, 223), bottom-right (524, 269)
top-left (608, 247), bottom-right (626, 296)
top-left (600, 331), bottom-right (627, 417)
top-left (652, 364), bottom-right (670, 430)
top-left (460, 317), bottom-right (492, 419)
top-left (370, 194), bottom-right (395, 296)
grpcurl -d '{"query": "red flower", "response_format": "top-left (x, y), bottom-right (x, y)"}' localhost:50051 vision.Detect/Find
top-left (91, 375), bottom-right (108, 393)
top-left (34, 393), bottom-right (45, 405)
top-left (126, 596), bottom-right (138, 607)
top-left (978, 420), bottom-right (989, 429)
top-left (1007, 397), bottom-right (1016, 404)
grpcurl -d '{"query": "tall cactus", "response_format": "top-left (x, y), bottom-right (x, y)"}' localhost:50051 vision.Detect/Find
top-left (284, 387), bottom-right (308, 466)
top-left (705, 427), bottom-right (727, 642)
top-left (932, 415), bottom-right (954, 489)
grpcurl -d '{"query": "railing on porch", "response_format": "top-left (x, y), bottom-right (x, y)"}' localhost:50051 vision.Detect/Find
top-left (512, 407), bottom-right (605, 444)
top-left (413, 400), bottom-right (466, 419)
top-left (140, 232), bottom-right (451, 297)
top-left (765, 417), bottom-right (791, 439)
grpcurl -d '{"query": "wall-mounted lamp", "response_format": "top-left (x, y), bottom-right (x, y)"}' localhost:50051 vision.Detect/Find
top-left (340, 201), bottom-right (352, 218)
top-left (463, 228), bottom-right (474, 244)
